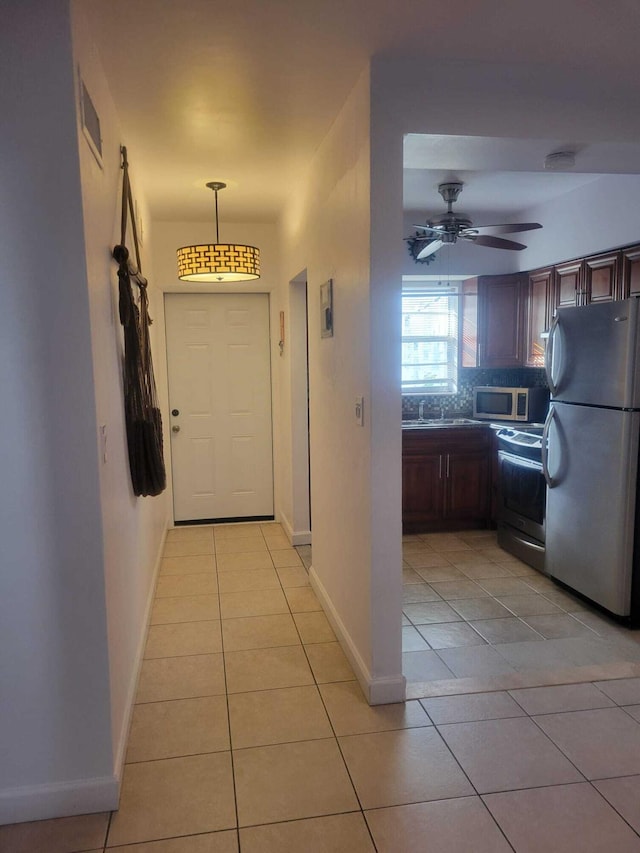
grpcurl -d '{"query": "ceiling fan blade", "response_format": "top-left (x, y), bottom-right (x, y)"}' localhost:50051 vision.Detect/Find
top-left (463, 234), bottom-right (527, 251)
top-left (462, 222), bottom-right (542, 236)
top-left (416, 239), bottom-right (444, 260)
top-left (411, 224), bottom-right (444, 235)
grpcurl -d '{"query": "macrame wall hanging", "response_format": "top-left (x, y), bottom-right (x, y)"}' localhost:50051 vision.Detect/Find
top-left (112, 146), bottom-right (166, 497)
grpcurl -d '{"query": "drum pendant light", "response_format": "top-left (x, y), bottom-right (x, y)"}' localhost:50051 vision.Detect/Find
top-left (176, 182), bottom-right (260, 282)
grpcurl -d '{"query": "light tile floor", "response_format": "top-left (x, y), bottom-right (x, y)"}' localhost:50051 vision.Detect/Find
top-left (5, 524), bottom-right (640, 851)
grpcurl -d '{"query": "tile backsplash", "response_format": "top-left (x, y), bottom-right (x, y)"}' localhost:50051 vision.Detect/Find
top-left (402, 368), bottom-right (548, 418)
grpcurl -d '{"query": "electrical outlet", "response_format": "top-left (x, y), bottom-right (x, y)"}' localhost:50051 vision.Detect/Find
top-left (355, 396), bottom-right (364, 426)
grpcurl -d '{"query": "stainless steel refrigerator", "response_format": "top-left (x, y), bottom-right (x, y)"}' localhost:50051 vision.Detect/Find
top-left (543, 297), bottom-right (640, 619)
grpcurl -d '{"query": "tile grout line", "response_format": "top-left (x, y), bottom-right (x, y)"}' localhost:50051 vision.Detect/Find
top-left (432, 700), bottom-right (629, 804)
top-left (109, 526), bottom-right (233, 849)
top-left (215, 522), bottom-right (347, 845)
top-left (213, 524), bottom-right (270, 850)
top-left (117, 523), bottom-right (309, 850)
top-left (290, 620), bottom-right (380, 848)
top-left (267, 535), bottom-right (381, 851)
top-left (98, 529), bottom-right (212, 849)
top-left (421, 708), bottom-right (518, 853)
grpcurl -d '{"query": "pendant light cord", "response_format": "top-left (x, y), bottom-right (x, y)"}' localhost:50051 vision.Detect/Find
top-left (206, 180), bottom-right (226, 243)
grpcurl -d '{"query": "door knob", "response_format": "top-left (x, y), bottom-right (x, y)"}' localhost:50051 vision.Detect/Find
top-left (171, 425), bottom-right (180, 433)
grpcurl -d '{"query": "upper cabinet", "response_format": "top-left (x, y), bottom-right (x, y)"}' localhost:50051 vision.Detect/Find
top-left (477, 274), bottom-right (525, 368)
top-left (461, 277), bottom-right (478, 368)
top-left (525, 267), bottom-right (553, 367)
top-left (622, 245), bottom-right (640, 297)
top-left (554, 259), bottom-right (583, 309)
top-left (584, 251), bottom-right (622, 303)
top-left (554, 250), bottom-right (624, 312)
top-left (464, 243), bottom-right (640, 371)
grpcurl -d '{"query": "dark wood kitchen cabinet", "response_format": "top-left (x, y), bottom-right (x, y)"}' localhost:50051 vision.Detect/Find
top-left (460, 242), bottom-right (640, 372)
top-left (554, 251), bottom-right (622, 311)
top-left (402, 448), bottom-right (442, 527)
top-left (402, 427), bottom-right (492, 533)
top-left (584, 251), bottom-right (621, 303)
top-left (622, 244), bottom-right (640, 297)
top-left (460, 277), bottom-right (478, 368)
top-left (554, 259), bottom-right (583, 309)
top-left (477, 274), bottom-right (526, 367)
top-left (525, 267), bottom-right (553, 367)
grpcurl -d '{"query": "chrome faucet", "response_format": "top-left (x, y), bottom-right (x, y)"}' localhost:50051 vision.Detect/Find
top-left (418, 400), bottom-right (425, 421)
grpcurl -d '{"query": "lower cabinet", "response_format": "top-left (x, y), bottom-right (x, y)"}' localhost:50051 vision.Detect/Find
top-left (402, 427), bottom-right (492, 533)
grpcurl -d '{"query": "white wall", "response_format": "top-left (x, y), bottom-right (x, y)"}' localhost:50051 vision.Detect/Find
top-left (71, 2), bottom-right (170, 789)
top-left (518, 174), bottom-right (640, 271)
top-left (0, 0), bottom-right (171, 824)
top-left (280, 70), bottom-right (405, 703)
top-left (0, 0), bottom-right (114, 822)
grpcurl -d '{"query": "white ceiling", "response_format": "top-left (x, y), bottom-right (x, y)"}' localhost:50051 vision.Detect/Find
top-left (83, 0), bottom-right (640, 223)
top-left (403, 134), bottom-right (640, 217)
top-left (404, 168), bottom-right (607, 221)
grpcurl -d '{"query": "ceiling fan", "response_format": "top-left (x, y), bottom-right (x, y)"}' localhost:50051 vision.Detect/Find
top-left (408, 182), bottom-right (542, 260)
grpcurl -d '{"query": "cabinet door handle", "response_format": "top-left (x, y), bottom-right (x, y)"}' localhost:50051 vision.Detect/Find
top-left (446, 454), bottom-right (450, 478)
top-left (439, 455), bottom-right (443, 479)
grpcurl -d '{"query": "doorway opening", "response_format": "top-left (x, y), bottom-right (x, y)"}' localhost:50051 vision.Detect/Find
top-left (288, 271), bottom-right (312, 546)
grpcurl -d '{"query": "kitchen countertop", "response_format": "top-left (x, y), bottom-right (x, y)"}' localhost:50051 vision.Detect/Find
top-left (401, 417), bottom-right (486, 429)
top-left (401, 419), bottom-right (545, 431)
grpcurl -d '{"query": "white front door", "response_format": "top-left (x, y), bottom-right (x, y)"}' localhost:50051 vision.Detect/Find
top-left (164, 293), bottom-right (274, 522)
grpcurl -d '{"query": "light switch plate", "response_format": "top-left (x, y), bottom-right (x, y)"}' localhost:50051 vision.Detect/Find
top-left (355, 396), bottom-right (364, 426)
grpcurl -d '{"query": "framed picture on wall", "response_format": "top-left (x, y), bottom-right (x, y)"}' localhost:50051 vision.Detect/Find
top-left (77, 67), bottom-right (103, 169)
top-left (320, 279), bottom-right (333, 338)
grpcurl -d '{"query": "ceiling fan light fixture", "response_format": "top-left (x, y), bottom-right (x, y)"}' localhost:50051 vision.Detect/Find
top-left (177, 182), bottom-right (260, 282)
top-left (406, 182), bottom-right (542, 261)
top-left (544, 151), bottom-right (576, 171)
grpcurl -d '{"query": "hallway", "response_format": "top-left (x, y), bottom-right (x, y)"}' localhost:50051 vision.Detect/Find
top-left (4, 523), bottom-right (640, 851)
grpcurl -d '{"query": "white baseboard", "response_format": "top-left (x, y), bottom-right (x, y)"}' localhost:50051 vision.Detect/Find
top-left (280, 514), bottom-right (312, 547)
top-left (0, 776), bottom-right (119, 825)
top-left (111, 524), bottom-right (168, 785)
top-left (308, 567), bottom-right (406, 706)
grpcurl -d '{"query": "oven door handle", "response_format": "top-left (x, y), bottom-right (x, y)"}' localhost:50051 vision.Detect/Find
top-left (541, 405), bottom-right (556, 488)
top-left (498, 450), bottom-right (542, 472)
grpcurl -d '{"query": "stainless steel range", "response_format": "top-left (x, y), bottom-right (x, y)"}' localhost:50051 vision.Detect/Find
top-left (495, 426), bottom-right (546, 572)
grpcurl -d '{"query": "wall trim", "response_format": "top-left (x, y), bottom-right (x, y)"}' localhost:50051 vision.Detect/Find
top-left (280, 513), bottom-right (312, 546)
top-left (111, 523), bottom-right (168, 788)
top-left (309, 566), bottom-right (406, 705)
top-left (0, 776), bottom-right (119, 825)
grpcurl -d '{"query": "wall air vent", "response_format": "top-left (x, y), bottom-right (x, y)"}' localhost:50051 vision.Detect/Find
top-left (78, 70), bottom-right (103, 168)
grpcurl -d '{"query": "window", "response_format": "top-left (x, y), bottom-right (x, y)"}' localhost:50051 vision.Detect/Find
top-left (402, 284), bottom-right (459, 394)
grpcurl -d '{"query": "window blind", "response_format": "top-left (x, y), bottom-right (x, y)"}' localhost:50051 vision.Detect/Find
top-left (401, 286), bottom-right (459, 394)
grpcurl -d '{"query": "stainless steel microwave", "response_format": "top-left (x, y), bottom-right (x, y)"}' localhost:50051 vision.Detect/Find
top-left (473, 386), bottom-right (549, 423)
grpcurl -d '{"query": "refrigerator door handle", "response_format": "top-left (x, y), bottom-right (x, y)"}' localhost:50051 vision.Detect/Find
top-left (541, 406), bottom-right (556, 488)
top-left (545, 314), bottom-right (559, 396)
